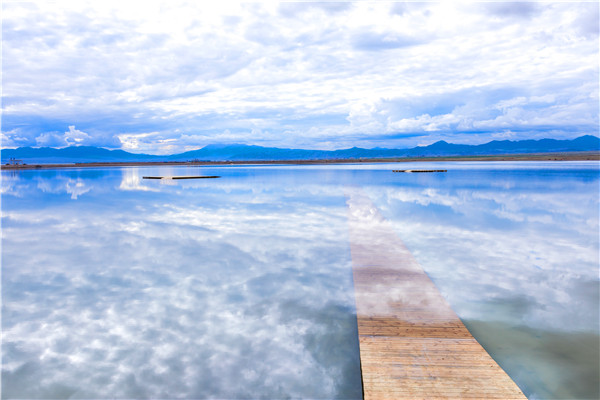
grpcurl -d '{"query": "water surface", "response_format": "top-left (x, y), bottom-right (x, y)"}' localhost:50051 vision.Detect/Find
top-left (2, 166), bottom-right (362, 399)
top-left (2, 162), bottom-right (599, 399)
top-left (362, 162), bottom-right (599, 400)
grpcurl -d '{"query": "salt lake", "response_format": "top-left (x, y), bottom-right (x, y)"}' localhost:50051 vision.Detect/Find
top-left (2, 162), bottom-right (598, 399)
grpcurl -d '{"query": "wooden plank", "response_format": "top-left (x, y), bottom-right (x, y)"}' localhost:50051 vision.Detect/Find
top-left (393, 169), bottom-right (447, 173)
top-left (346, 187), bottom-right (526, 400)
top-left (142, 175), bottom-right (220, 179)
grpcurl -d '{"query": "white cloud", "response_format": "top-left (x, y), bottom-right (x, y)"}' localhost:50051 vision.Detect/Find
top-left (64, 125), bottom-right (91, 144)
top-left (35, 126), bottom-right (121, 148)
top-left (35, 132), bottom-right (68, 147)
top-left (1, 1), bottom-right (598, 152)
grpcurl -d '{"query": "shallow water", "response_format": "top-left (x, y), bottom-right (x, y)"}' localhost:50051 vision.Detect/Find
top-left (2, 162), bottom-right (599, 399)
top-left (361, 161), bottom-right (600, 399)
top-left (1, 166), bottom-right (362, 399)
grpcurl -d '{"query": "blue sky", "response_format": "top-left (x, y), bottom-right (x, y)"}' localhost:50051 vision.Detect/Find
top-left (2, 1), bottom-right (598, 154)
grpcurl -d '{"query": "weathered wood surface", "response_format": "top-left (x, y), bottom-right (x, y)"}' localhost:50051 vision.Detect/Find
top-left (346, 188), bottom-right (526, 400)
top-left (142, 175), bottom-right (220, 179)
top-left (393, 169), bottom-right (447, 173)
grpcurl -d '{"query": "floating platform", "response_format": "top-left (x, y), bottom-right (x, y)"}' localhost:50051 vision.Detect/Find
top-left (393, 169), bottom-right (447, 173)
top-left (142, 176), bottom-right (220, 180)
top-left (345, 188), bottom-right (526, 400)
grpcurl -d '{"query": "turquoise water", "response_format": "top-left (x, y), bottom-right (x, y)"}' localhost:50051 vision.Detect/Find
top-left (2, 162), bottom-right (599, 399)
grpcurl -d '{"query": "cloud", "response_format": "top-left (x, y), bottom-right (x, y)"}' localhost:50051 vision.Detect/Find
top-left (34, 126), bottom-right (122, 148)
top-left (64, 125), bottom-right (91, 144)
top-left (1, 129), bottom-right (32, 148)
top-left (337, 79), bottom-right (598, 146)
top-left (351, 30), bottom-right (422, 51)
top-left (574, 2), bottom-right (599, 38)
top-left (244, 21), bottom-right (285, 46)
top-left (1, 1), bottom-right (598, 152)
top-left (34, 131), bottom-right (68, 147)
top-left (484, 2), bottom-right (540, 19)
top-left (390, 2), bottom-right (408, 16)
top-left (389, 2), bottom-right (429, 16)
top-left (278, 2), bottom-right (352, 18)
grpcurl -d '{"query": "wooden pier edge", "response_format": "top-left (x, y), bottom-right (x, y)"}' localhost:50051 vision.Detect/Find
top-left (142, 175), bottom-right (220, 179)
top-left (393, 169), bottom-right (447, 173)
top-left (345, 187), bottom-right (527, 400)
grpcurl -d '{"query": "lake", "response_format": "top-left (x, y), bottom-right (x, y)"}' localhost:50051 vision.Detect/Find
top-left (2, 162), bottom-right (599, 399)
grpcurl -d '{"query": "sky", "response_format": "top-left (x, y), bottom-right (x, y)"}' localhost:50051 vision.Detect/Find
top-left (1, 1), bottom-right (599, 154)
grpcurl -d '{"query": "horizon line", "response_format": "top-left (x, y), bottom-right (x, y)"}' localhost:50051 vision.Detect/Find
top-left (2, 134), bottom-right (598, 156)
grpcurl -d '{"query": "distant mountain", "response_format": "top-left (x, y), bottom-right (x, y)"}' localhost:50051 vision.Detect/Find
top-left (160, 135), bottom-right (600, 161)
top-left (2, 135), bottom-right (599, 164)
top-left (410, 135), bottom-right (600, 156)
top-left (0, 146), bottom-right (162, 164)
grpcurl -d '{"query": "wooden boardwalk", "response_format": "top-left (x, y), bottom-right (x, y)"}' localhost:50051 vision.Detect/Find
top-left (142, 175), bottom-right (220, 179)
top-left (346, 188), bottom-right (526, 400)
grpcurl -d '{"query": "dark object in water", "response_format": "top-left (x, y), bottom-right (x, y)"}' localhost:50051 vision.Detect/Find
top-left (143, 176), bottom-right (220, 179)
top-left (393, 169), bottom-right (447, 173)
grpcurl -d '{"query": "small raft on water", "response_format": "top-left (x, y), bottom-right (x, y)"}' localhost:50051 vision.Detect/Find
top-left (393, 169), bottom-right (447, 173)
top-left (143, 176), bottom-right (220, 180)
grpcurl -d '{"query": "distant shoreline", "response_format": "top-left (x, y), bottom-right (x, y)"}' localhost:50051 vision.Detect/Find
top-left (1, 151), bottom-right (599, 170)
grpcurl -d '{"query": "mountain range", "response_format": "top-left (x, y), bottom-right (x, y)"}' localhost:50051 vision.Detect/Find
top-left (2, 135), bottom-right (599, 164)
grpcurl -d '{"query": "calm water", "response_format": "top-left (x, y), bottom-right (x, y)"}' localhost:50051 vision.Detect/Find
top-left (2, 162), bottom-right (599, 399)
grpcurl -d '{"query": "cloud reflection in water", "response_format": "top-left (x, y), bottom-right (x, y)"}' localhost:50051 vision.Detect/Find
top-left (363, 163), bottom-right (599, 399)
top-left (2, 167), bottom-right (362, 399)
top-left (2, 163), bottom-right (598, 400)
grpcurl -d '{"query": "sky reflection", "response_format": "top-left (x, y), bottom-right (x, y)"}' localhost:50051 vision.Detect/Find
top-left (2, 162), bottom-right (599, 399)
top-left (2, 166), bottom-right (361, 399)
top-left (363, 165), bottom-right (599, 332)
top-left (362, 162), bottom-right (599, 399)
